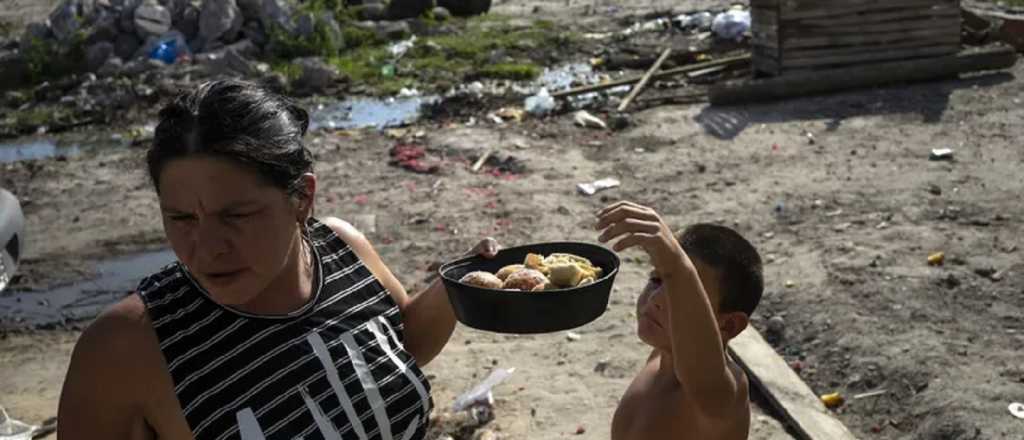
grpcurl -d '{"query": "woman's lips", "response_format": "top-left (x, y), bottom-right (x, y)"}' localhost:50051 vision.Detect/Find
top-left (204, 269), bottom-right (246, 286)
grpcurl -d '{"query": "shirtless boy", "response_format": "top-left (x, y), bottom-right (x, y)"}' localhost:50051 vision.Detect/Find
top-left (596, 201), bottom-right (764, 440)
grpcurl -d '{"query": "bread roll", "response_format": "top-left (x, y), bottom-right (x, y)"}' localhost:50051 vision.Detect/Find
top-left (502, 269), bottom-right (548, 291)
top-left (495, 264), bottom-right (525, 281)
top-left (459, 271), bottom-right (503, 289)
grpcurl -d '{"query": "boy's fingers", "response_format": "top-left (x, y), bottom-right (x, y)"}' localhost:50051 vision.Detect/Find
top-left (595, 205), bottom-right (659, 230)
top-left (611, 233), bottom-right (654, 252)
top-left (598, 219), bottom-right (661, 243)
top-left (597, 201), bottom-right (633, 217)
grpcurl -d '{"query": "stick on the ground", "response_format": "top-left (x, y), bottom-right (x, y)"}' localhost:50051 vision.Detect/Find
top-left (471, 149), bottom-right (493, 173)
top-left (617, 48), bottom-right (673, 112)
top-left (551, 54), bottom-right (751, 99)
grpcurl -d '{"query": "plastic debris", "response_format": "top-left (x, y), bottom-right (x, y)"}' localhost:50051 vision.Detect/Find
top-left (524, 88), bottom-right (556, 116)
top-left (452, 368), bottom-right (516, 412)
top-left (566, 331), bottom-right (582, 341)
top-left (149, 39), bottom-right (181, 64)
top-left (622, 18), bottom-right (670, 36)
top-left (573, 110), bottom-right (607, 129)
top-left (0, 406), bottom-right (37, 440)
top-left (1010, 402), bottom-right (1024, 419)
top-left (927, 252), bottom-right (945, 266)
top-left (929, 148), bottom-right (954, 161)
top-left (577, 178), bottom-right (620, 196)
top-left (389, 35), bottom-right (417, 59)
top-left (820, 392), bottom-right (845, 409)
top-left (711, 10), bottom-right (751, 40)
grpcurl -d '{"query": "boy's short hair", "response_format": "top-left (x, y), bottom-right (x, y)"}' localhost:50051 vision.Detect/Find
top-left (676, 224), bottom-right (763, 316)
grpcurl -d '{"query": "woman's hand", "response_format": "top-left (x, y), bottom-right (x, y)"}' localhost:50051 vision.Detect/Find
top-left (463, 237), bottom-right (500, 259)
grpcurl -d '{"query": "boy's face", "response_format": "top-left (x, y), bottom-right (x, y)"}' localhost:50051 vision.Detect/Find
top-left (635, 259), bottom-right (725, 350)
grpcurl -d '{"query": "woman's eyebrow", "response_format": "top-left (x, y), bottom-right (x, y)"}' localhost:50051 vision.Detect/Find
top-left (160, 200), bottom-right (262, 214)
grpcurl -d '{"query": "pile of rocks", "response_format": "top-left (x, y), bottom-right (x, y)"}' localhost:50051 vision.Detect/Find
top-left (0, 0), bottom-right (492, 93)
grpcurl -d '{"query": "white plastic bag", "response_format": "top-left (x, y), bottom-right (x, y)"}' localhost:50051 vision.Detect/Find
top-left (452, 368), bottom-right (516, 412)
top-left (712, 10), bottom-right (751, 40)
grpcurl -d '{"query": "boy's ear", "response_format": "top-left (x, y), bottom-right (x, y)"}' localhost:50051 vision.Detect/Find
top-left (718, 312), bottom-right (749, 342)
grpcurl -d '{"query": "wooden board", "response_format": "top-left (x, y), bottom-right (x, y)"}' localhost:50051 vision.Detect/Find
top-left (728, 328), bottom-right (859, 440)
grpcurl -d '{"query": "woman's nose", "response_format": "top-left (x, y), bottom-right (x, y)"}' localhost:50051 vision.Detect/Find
top-left (195, 219), bottom-right (231, 258)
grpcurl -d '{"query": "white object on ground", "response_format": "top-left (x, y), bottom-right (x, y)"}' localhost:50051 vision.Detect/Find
top-left (452, 368), bottom-right (516, 412)
top-left (574, 111), bottom-right (607, 129)
top-left (711, 10), bottom-right (750, 40)
top-left (0, 406), bottom-right (37, 440)
top-left (524, 88), bottom-right (555, 116)
top-left (1010, 402), bottom-right (1024, 419)
top-left (577, 178), bottom-right (621, 196)
top-left (389, 35), bottom-right (417, 58)
top-left (930, 148), bottom-right (954, 160)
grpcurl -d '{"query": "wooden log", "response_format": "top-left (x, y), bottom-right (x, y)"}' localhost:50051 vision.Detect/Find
top-left (783, 1), bottom-right (959, 21)
top-left (550, 54), bottom-right (752, 99)
top-left (787, 7), bottom-right (960, 27)
top-left (783, 16), bottom-right (960, 36)
top-left (728, 328), bottom-right (859, 440)
top-left (618, 48), bottom-right (673, 112)
top-left (783, 44), bottom-right (960, 68)
top-left (782, 36), bottom-right (961, 59)
top-left (782, 27), bottom-right (960, 49)
top-left (710, 46), bottom-right (1018, 105)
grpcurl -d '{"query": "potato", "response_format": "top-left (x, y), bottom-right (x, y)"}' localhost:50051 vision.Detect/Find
top-left (459, 271), bottom-right (503, 289)
top-left (502, 269), bottom-right (548, 291)
top-left (495, 264), bottom-right (525, 281)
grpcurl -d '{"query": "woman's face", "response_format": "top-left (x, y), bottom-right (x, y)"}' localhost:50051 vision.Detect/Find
top-left (158, 155), bottom-right (307, 307)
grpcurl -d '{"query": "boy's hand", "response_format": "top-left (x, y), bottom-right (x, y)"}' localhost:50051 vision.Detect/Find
top-left (595, 201), bottom-right (687, 275)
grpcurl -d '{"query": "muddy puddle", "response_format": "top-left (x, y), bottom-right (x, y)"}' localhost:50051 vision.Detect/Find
top-left (0, 249), bottom-right (176, 329)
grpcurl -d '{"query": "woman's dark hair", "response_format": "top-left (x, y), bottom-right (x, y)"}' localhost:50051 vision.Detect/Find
top-left (148, 79), bottom-right (314, 198)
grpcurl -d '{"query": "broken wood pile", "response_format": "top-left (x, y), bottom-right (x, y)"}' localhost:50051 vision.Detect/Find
top-left (751, 0), bottom-right (963, 75)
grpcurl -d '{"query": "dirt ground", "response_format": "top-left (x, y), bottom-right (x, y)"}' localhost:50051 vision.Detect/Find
top-left (3, 0), bottom-right (1024, 439)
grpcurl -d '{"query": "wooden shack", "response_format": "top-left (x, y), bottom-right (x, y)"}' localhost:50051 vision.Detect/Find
top-left (751, 0), bottom-right (963, 75)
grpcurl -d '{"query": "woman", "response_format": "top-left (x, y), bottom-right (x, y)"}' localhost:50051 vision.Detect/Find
top-left (58, 80), bottom-right (497, 439)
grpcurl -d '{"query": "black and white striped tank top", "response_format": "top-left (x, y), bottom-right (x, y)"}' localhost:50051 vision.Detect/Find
top-left (137, 218), bottom-right (432, 440)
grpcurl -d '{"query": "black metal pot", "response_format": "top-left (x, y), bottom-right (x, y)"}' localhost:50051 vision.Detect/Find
top-left (439, 242), bottom-right (621, 334)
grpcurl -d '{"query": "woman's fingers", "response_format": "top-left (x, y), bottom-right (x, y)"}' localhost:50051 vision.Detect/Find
top-left (469, 237), bottom-right (500, 258)
top-left (597, 218), bottom-right (661, 243)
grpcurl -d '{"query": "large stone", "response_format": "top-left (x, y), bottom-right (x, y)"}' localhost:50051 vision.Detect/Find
top-left (84, 11), bottom-right (120, 44)
top-left (241, 21), bottom-right (268, 47)
top-left (159, 0), bottom-right (190, 23)
top-left (377, 20), bottom-right (411, 41)
top-left (431, 6), bottom-right (451, 21)
top-left (355, 3), bottom-right (387, 21)
top-left (177, 4), bottom-right (201, 41)
top-left (118, 0), bottom-right (141, 34)
top-left (134, 0), bottom-right (173, 39)
top-left (387, 0), bottom-right (432, 20)
top-left (0, 52), bottom-right (31, 92)
top-left (114, 32), bottom-right (143, 59)
top-left (85, 41), bottom-right (115, 71)
top-left (260, 0), bottom-right (295, 31)
top-left (293, 12), bottom-right (315, 39)
top-left (237, 0), bottom-right (262, 20)
top-left (196, 47), bottom-right (257, 76)
top-left (50, 1), bottom-right (84, 42)
top-left (199, 0), bottom-right (243, 45)
top-left (20, 22), bottom-right (53, 51)
top-left (96, 56), bottom-right (124, 77)
top-left (437, 0), bottom-right (490, 16)
top-left (291, 56), bottom-right (339, 95)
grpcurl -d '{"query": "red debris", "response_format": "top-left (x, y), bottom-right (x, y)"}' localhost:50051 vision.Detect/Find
top-left (575, 425), bottom-right (586, 435)
top-left (353, 195), bottom-right (369, 205)
top-left (389, 143), bottom-right (440, 174)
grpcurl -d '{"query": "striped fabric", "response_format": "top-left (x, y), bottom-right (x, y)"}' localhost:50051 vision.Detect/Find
top-left (138, 218), bottom-right (432, 440)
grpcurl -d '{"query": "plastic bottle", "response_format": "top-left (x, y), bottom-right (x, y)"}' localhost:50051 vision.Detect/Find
top-left (524, 88), bottom-right (555, 116)
top-left (149, 39), bottom-right (179, 65)
top-left (0, 406), bottom-right (35, 440)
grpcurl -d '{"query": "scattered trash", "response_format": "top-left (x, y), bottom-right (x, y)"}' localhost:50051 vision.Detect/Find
top-left (494, 107), bottom-right (525, 123)
top-left (149, 39), bottom-right (183, 65)
top-left (853, 389), bottom-right (888, 400)
top-left (566, 331), bottom-right (582, 341)
top-left (820, 392), bottom-right (845, 409)
top-left (622, 17), bottom-right (670, 37)
top-left (574, 425), bottom-right (587, 435)
top-left (0, 406), bottom-right (37, 440)
top-left (927, 252), bottom-right (945, 266)
top-left (1010, 402), bottom-right (1024, 420)
top-left (672, 12), bottom-right (714, 32)
top-left (805, 131), bottom-right (816, 145)
top-left (573, 111), bottom-right (607, 129)
top-left (452, 368), bottom-right (516, 412)
top-left (389, 35), bottom-right (417, 59)
top-left (389, 143), bottom-right (441, 174)
top-left (784, 280), bottom-right (796, 288)
top-left (398, 88), bottom-right (421, 97)
top-left (929, 148), bottom-right (955, 161)
top-left (766, 316), bottom-right (786, 340)
top-left (712, 10), bottom-right (751, 41)
top-left (577, 178), bottom-right (621, 196)
top-left (524, 88), bottom-right (556, 116)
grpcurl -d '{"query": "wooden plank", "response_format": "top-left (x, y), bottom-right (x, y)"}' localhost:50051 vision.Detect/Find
top-left (783, 1), bottom-right (958, 21)
top-left (783, 44), bottom-right (960, 68)
top-left (782, 27), bottom-right (959, 49)
top-left (728, 328), bottom-right (858, 440)
top-left (787, 7), bottom-right (960, 27)
top-left (710, 46), bottom-right (1018, 104)
top-left (783, 36), bottom-right (960, 59)
top-left (781, 0), bottom-right (956, 11)
top-left (784, 16), bottom-right (960, 36)
top-left (550, 54), bottom-right (751, 98)
top-left (618, 48), bottom-right (672, 112)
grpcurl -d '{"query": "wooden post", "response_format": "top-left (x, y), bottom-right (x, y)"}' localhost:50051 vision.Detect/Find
top-left (617, 48), bottom-right (672, 112)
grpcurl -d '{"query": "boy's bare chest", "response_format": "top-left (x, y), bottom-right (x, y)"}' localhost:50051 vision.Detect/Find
top-left (612, 366), bottom-right (695, 440)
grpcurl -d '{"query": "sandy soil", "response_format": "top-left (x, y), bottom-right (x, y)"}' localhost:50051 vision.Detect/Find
top-left (3, 0), bottom-right (1024, 439)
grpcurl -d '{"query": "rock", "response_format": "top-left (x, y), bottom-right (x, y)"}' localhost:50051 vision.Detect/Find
top-left (49, 1), bottom-right (85, 42)
top-left (199, 0), bottom-right (243, 45)
top-left (114, 32), bottom-right (143, 60)
top-left (196, 47), bottom-right (257, 76)
top-left (120, 58), bottom-right (161, 75)
top-left (293, 12), bottom-right (316, 38)
top-left (355, 3), bottom-right (388, 21)
top-left (260, 72), bottom-right (288, 93)
top-left (160, 0), bottom-right (190, 22)
top-left (431, 6), bottom-right (452, 20)
top-left (118, 0), bottom-right (142, 34)
top-left (20, 22), bottom-right (53, 51)
top-left (320, 14), bottom-right (344, 48)
top-left (97, 56), bottom-right (124, 77)
top-left (241, 21), bottom-right (269, 47)
top-left (766, 316), bottom-right (786, 340)
top-left (260, 0), bottom-right (295, 32)
top-left (237, 0), bottom-right (262, 20)
top-left (134, 0), bottom-right (173, 39)
top-left (377, 20), bottom-right (412, 41)
top-left (0, 53), bottom-right (30, 92)
top-left (387, 0), bottom-right (432, 20)
top-left (85, 41), bottom-right (115, 71)
top-left (437, 0), bottom-right (490, 16)
top-left (84, 11), bottom-right (120, 44)
top-left (291, 56), bottom-right (340, 95)
top-left (177, 4), bottom-right (201, 41)
top-left (223, 38), bottom-right (258, 57)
